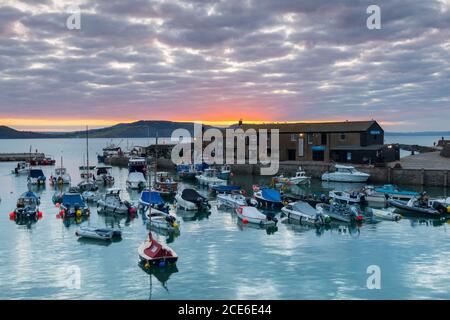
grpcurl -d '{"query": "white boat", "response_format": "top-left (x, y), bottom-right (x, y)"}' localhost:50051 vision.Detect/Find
top-left (274, 167), bottom-right (311, 186)
top-left (50, 167), bottom-right (71, 186)
top-left (94, 165), bottom-right (115, 186)
top-left (217, 192), bottom-right (257, 209)
top-left (321, 165), bottom-right (369, 183)
top-left (147, 208), bottom-right (180, 232)
top-left (329, 190), bottom-right (366, 204)
top-left (362, 185), bottom-right (419, 203)
top-left (27, 169), bottom-right (46, 186)
top-left (97, 188), bottom-right (136, 215)
top-left (127, 172), bottom-right (146, 190)
top-left (75, 227), bottom-right (122, 241)
top-left (235, 206), bottom-right (277, 226)
top-left (82, 190), bottom-right (98, 203)
top-left (371, 208), bottom-right (402, 221)
top-left (196, 168), bottom-right (227, 187)
top-left (12, 162), bottom-right (30, 175)
top-left (281, 201), bottom-right (331, 226)
top-left (175, 188), bottom-right (210, 211)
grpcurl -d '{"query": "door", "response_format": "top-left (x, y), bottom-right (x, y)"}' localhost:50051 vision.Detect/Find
top-left (312, 150), bottom-right (325, 161)
top-left (287, 149), bottom-right (296, 161)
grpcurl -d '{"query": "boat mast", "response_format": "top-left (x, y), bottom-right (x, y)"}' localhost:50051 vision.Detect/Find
top-left (86, 125), bottom-right (89, 182)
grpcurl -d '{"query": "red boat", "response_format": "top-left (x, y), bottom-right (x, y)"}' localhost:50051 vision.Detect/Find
top-left (138, 232), bottom-right (178, 267)
top-left (29, 157), bottom-right (56, 166)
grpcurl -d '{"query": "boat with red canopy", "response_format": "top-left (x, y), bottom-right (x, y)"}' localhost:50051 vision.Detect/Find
top-left (138, 232), bottom-right (178, 267)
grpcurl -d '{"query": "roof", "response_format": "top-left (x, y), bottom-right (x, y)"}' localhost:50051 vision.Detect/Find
top-left (238, 120), bottom-right (380, 133)
top-left (331, 144), bottom-right (384, 151)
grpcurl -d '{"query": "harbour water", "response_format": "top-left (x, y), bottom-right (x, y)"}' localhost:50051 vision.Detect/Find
top-left (1, 137), bottom-right (450, 299)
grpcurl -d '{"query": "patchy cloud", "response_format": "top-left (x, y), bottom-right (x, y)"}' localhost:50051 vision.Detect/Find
top-left (0, 0), bottom-right (449, 130)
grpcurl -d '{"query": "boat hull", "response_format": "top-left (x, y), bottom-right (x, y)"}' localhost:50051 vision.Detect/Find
top-left (388, 199), bottom-right (442, 216)
top-left (321, 173), bottom-right (369, 183)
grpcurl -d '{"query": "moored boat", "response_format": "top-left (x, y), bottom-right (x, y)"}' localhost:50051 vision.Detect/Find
top-left (253, 187), bottom-right (283, 210)
top-left (329, 190), bottom-right (366, 204)
top-left (97, 188), bottom-right (136, 215)
top-left (50, 158), bottom-right (71, 186)
top-left (371, 208), bottom-right (402, 221)
top-left (12, 162), bottom-right (30, 175)
top-left (10, 191), bottom-right (42, 221)
top-left (281, 201), bottom-right (331, 226)
top-left (316, 203), bottom-right (362, 223)
top-left (196, 168), bottom-right (227, 187)
top-left (76, 227), bottom-right (122, 241)
top-left (126, 172), bottom-right (146, 190)
top-left (218, 165), bottom-right (232, 180)
top-left (94, 165), bottom-right (115, 186)
top-left (175, 188), bottom-right (210, 211)
top-left (388, 197), bottom-right (447, 216)
top-left (139, 189), bottom-right (170, 213)
top-left (27, 169), bottom-right (46, 186)
top-left (217, 191), bottom-right (257, 209)
top-left (147, 208), bottom-right (180, 233)
top-left (154, 172), bottom-right (178, 196)
top-left (235, 206), bottom-right (278, 226)
top-left (363, 185), bottom-right (419, 203)
top-left (138, 233), bottom-right (178, 267)
top-left (321, 164), bottom-right (369, 183)
top-left (58, 191), bottom-right (90, 219)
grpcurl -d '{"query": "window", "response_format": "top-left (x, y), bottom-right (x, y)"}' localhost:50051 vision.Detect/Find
top-left (340, 134), bottom-right (346, 141)
top-left (321, 133), bottom-right (327, 145)
top-left (307, 133), bottom-right (313, 144)
top-left (290, 134), bottom-right (297, 141)
top-left (347, 152), bottom-right (352, 161)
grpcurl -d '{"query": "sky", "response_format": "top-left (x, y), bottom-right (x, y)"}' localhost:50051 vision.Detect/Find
top-left (0, 0), bottom-right (449, 132)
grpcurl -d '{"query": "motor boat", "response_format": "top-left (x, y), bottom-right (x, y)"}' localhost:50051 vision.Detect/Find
top-left (29, 157), bottom-right (55, 166)
top-left (316, 203), bottom-right (363, 223)
top-left (128, 157), bottom-right (147, 177)
top-left (274, 167), bottom-right (311, 186)
top-left (235, 206), bottom-right (278, 226)
top-left (196, 168), bottom-right (227, 187)
top-left (218, 165), bottom-right (232, 180)
top-left (98, 143), bottom-right (122, 163)
top-left (217, 191), bottom-right (257, 209)
top-left (94, 165), bottom-right (115, 186)
top-left (79, 165), bottom-right (96, 180)
top-left (82, 191), bottom-right (98, 203)
top-left (430, 197), bottom-right (450, 207)
top-left (281, 201), bottom-right (331, 226)
top-left (127, 172), bottom-right (146, 190)
top-left (10, 191), bottom-right (42, 221)
top-left (175, 188), bottom-right (210, 211)
top-left (329, 190), bottom-right (366, 204)
top-left (363, 185), bottom-right (419, 203)
top-left (177, 164), bottom-right (199, 180)
top-left (27, 169), bottom-right (46, 186)
top-left (154, 172), bottom-right (178, 195)
top-left (284, 193), bottom-right (330, 208)
top-left (321, 165), bottom-right (369, 183)
top-left (371, 208), bottom-right (402, 221)
top-left (388, 197), bottom-right (447, 216)
top-left (58, 191), bottom-right (90, 218)
top-left (50, 167), bottom-right (71, 186)
top-left (138, 232), bottom-right (178, 267)
top-left (253, 187), bottom-right (283, 210)
top-left (97, 188), bottom-right (136, 215)
top-left (12, 162), bottom-right (30, 175)
top-left (147, 208), bottom-right (180, 233)
top-left (210, 185), bottom-right (242, 194)
top-left (139, 189), bottom-right (170, 213)
top-left (76, 227), bottom-right (122, 241)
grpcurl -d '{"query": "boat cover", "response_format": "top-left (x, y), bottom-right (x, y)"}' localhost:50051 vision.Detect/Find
top-left (20, 191), bottom-right (39, 200)
top-left (292, 202), bottom-right (317, 217)
top-left (62, 193), bottom-right (85, 207)
top-left (140, 191), bottom-right (165, 205)
top-left (261, 188), bottom-right (282, 202)
top-left (211, 185), bottom-right (241, 193)
top-left (143, 240), bottom-right (173, 258)
top-left (29, 169), bottom-right (45, 178)
top-left (375, 185), bottom-right (419, 196)
top-left (128, 172), bottom-right (145, 181)
top-left (181, 189), bottom-right (205, 202)
top-left (242, 207), bottom-right (265, 219)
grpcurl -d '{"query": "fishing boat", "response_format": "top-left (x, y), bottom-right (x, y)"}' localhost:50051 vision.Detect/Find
top-left (329, 190), bottom-right (366, 204)
top-left (94, 165), bottom-right (115, 186)
top-left (97, 143), bottom-right (122, 163)
top-left (218, 165), bottom-right (232, 180)
top-left (75, 227), bottom-right (122, 241)
top-left (97, 188), bottom-right (137, 215)
top-left (316, 203), bottom-right (362, 223)
top-left (363, 185), bottom-right (420, 203)
top-left (147, 208), bottom-right (180, 233)
top-left (175, 188), bottom-right (210, 211)
top-left (388, 197), bottom-right (447, 216)
top-left (78, 126), bottom-right (98, 200)
top-left (281, 201), bottom-right (331, 226)
top-left (29, 156), bottom-right (55, 166)
top-left (177, 164), bottom-right (199, 180)
top-left (235, 206), bottom-right (278, 226)
top-left (274, 167), bottom-right (311, 186)
top-left (10, 191), bottom-right (42, 221)
top-left (154, 172), bottom-right (178, 195)
top-left (371, 208), bottom-right (402, 221)
top-left (196, 168), bottom-right (227, 187)
top-left (50, 157), bottom-right (71, 186)
top-left (128, 157), bottom-right (148, 177)
top-left (253, 187), bottom-right (283, 210)
top-left (27, 168), bottom-right (46, 186)
top-left (321, 165), bottom-right (370, 183)
top-left (217, 191), bottom-right (257, 209)
top-left (138, 232), bottom-right (178, 267)
top-left (58, 191), bottom-right (90, 218)
top-left (12, 162), bottom-right (30, 175)
top-left (139, 189), bottom-right (170, 213)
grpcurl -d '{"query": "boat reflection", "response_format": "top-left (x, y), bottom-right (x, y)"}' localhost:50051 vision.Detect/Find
top-left (176, 208), bottom-right (211, 221)
top-left (139, 263), bottom-right (179, 299)
top-left (77, 237), bottom-right (117, 246)
top-left (282, 217), bottom-right (361, 237)
top-left (405, 216), bottom-right (450, 228)
top-left (236, 220), bottom-right (278, 234)
top-left (60, 216), bottom-right (89, 228)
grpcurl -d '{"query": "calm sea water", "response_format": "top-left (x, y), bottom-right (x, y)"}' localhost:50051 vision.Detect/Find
top-left (0, 137), bottom-right (450, 300)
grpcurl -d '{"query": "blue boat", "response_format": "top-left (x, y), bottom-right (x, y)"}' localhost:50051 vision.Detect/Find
top-left (28, 169), bottom-right (46, 186)
top-left (139, 189), bottom-right (169, 213)
top-left (59, 191), bottom-right (90, 218)
top-left (374, 185), bottom-right (419, 200)
top-left (253, 188), bottom-right (283, 210)
top-left (210, 185), bottom-right (241, 194)
top-left (13, 191), bottom-right (41, 220)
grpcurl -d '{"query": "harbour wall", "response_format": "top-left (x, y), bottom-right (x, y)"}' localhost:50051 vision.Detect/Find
top-left (0, 153), bottom-right (45, 161)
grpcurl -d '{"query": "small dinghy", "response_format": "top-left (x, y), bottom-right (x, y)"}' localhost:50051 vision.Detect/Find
top-left (253, 187), bottom-right (283, 210)
top-left (371, 208), bottom-right (402, 221)
top-left (75, 227), bottom-right (122, 241)
top-left (97, 188), bottom-right (136, 215)
top-left (217, 192), bottom-right (257, 209)
top-left (235, 206), bottom-right (278, 226)
top-left (139, 189), bottom-right (170, 213)
top-left (281, 201), bottom-right (331, 226)
top-left (329, 190), bottom-right (366, 204)
top-left (175, 188), bottom-right (210, 211)
top-left (316, 203), bottom-right (362, 223)
top-left (388, 196), bottom-right (447, 216)
top-left (58, 191), bottom-right (90, 219)
top-left (10, 191), bottom-right (42, 221)
top-left (147, 209), bottom-right (180, 232)
top-left (138, 232), bottom-right (178, 267)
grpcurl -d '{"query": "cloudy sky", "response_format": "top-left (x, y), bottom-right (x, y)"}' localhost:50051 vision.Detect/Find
top-left (0, 0), bottom-right (449, 131)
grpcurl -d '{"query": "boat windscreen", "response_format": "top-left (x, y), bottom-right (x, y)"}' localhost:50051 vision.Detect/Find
top-left (293, 202), bottom-right (317, 216)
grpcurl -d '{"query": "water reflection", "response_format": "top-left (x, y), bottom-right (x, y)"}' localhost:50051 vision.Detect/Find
top-left (139, 263), bottom-right (179, 299)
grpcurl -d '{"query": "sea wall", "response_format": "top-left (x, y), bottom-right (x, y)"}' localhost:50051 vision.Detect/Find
top-left (0, 153), bottom-right (45, 161)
